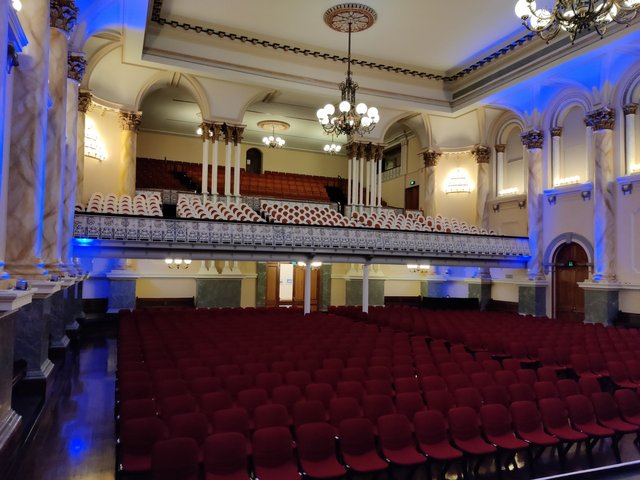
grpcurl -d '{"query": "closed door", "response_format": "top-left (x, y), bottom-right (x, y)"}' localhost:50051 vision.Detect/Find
top-left (554, 242), bottom-right (589, 321)
top-left (405, 185), bottom-right (420, 210)
top-left (265, 262), bottom-right (279, 307)
top-left (292, 266), bottom-right (319, 311)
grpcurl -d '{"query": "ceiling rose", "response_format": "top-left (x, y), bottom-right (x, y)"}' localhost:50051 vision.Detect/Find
top-left (323, 3), bottom-right (377, 32)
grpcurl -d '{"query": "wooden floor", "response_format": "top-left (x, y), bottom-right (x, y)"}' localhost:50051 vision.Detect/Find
top-left (7, 320), bottom-right (640, 480)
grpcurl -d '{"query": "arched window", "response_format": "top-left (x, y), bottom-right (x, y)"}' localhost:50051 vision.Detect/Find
top-left (496, 124), bottom-right (525, 196)
top-left (558, 106), bottom-right (588, 185)
top-left (246, 148), bottom-right (263, 174)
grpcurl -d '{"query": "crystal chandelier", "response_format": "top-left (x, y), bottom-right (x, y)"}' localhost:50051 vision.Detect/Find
top-left (317, 4), bottom-right (380, 137)
top-left (323, 135), bottom-right (342, 154)
top-left (258, 120), bottom-right (288, 149)
top-left (515, 0), bottom-right (640, 43)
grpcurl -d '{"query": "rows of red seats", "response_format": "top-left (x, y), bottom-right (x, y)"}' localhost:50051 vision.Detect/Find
top-left (116, 307), bottom-right (640, 479)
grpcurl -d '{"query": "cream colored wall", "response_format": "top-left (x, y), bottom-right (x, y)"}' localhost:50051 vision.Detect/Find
top-left (136, 278), bottom-right (196, 298)
top-left (239, 261), bottom-right (257, 308)
top-left (83, 109), bottom-right (122, 204)
top-left (384, 280), bottom-right (420, 297)
top-left (330, 263), bottom-right (349, 306)
top-left (490, 282), bottom-right (520, 303)
top-left (138, 131), bottom-right (202, 163)
top-left (381, 176), bottom-right (405, 208)
top-left (435, 153), bottom-right (477, 225)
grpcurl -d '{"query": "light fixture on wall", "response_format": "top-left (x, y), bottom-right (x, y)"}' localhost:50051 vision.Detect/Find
top-left (84, 119), bottom-right (108, 161)
top-left (407, 264), bottom-right (430, 273)
top-left (515, 0), bottom-right (640, 43)
top-left (630, 164), bottom-right (640, 173)
top-left (554, 175), bottom-right (581, 187)
top-left (297, 261), bottom-right (323, 268)
top-left (323, 135), bottom-right (342, 154)
top-left (316, 4), bottom-right (380, 137)
top-left (11, 0), bottom-right (22, 11)
top-left (165, 258), bottom-right (192, 269)
top-left (444, 168), bottom-right (472, 194)
top-left (258, 120), bottom-right (288, 149)
top-left (498, 187), bottom-right (520, 196)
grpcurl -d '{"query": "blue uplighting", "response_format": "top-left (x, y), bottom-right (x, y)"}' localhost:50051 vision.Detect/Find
top-left (74, 238), bottom-right (94, 245)
top-left (67, 433), bottom-right (90, 460)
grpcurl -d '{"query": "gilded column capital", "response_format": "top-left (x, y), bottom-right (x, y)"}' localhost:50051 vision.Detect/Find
top-left (209, 123), bottom-right (223, 141)
top-left (232, 126), bottom-right (245, 146)
top-left (494, 144), bottom-right (506, 154)
top-left (199, 122), bottom-right (210, 141)
top-left (345, 142), bottom-right (357, 158)
top-left (363, 143), bottom-right (374, 161)
top-left (623, 103), bottom-right (638, 116)
top-left (422, 150), bottom-right (441, 167)
top-left (520, 129), bottom-right (544, 149)
top-left (472, 145), bottom-right (491, 164)
top-left (373, 144), bottom-right (384, 161)
top-left (78, 91), bottom-right (92, 113)
top-left (119, 111), bottom-right (142, 132)
top-left (50, 0), bottom-right (78, 34)
top-left (67, 53), bottom-right (86, 83)
top-left (584, 107), bottom-right (615, 130)
top-left (550, 127), bottom-right (563, 137)
top-left (222, 124), bottom-right (233, 144)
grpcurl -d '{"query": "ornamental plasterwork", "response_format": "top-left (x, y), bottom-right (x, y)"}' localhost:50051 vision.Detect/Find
top-left (119, 111), bottom-right (143, 132)
top-left (422, 150), bottom-right (441, 167)
top-left (472, 145), bottom-right (491, 164)
top-left (520, 130), bottom-right (544, 149)
top-left (78, 91), bottom-right (92, 113)
top-left (623, 104), bottom-right (638, 116)
top-left (50, 0), bottom-right (78, 34)
top-left (584, 107), bottom-right (615, 131)
top-left (67, 53), bottom-right (86, 83)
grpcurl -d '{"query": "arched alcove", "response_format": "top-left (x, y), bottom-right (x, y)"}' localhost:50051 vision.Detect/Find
top-left (246, 148), bottom-right (263, 175)
top-left (553, 242), bottom-right (589, 321)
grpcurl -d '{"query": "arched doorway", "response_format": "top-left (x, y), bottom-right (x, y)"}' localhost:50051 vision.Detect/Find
top-left (553, 242), bottom-right (589, 321)
top-left (246, 148), bottom-right (262, 174)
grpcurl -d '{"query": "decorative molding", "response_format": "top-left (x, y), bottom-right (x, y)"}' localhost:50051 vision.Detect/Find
top-left (67, 53), bottom-right (86, 83)
top-left (520, 129), bottom-right (544, 149)
top-left (119, 111), bottom-right (143, 132)
top-left (50, 0), bottom-right (78, 34)
top-left (584, 107), bottom-right (615, 131)
top-left (472, 145), bottom-right (491, 164)
top-left (543, 182), bottom-right (593, 204)
top-left (550, 127), bottom-right (563, 137)
top-left (422, 150), bottom-right (441, 167)
top-left (78, 91), bottom-right (92, 113)
top-left (623, 103), bottom-right (638, 116)
top-left (148, 0), bottom-right (535, 82)
top-left (323, 4), bottom-right (377, 33)
top-left (494, 144), bottom-right (506, 154)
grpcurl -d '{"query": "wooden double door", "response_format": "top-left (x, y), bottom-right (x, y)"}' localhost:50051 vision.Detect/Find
top-left (265, 262), bottom-right (319, 310)
top-left (554, 242), bottom-right (589, 321)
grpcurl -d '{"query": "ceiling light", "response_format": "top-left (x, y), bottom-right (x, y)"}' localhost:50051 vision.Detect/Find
top-left (323, 135), bottom-right (342, 154)
top-left (515, 0), bottom-right (640, 43)
top-left (258, 120), bottom-right (288, 149)
top-left (317, 4), bottom-right (380, 137)
top-left (11, 0), bottom-right (22, 11)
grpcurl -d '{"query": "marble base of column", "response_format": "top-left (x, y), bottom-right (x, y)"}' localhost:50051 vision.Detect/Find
top-left (0, 310), bottom-right (21, 453)
top-left (255, 263), bottom-right (267, 308)
top-left (63, 284), bottom-right (80, 335)
top-left (421, 278), bottom-right (446, 299)
top-left (517, 283), bottom-right (547, 317)
top-left (579, 282), bottom-right (620, 325)
top-left (345, 279), bottom-right (384, 307)
top-left (49, 290), bottom-right (69, 350)
top-left (73, 280), bottom-right (86, 324)
top-left (107, 277), bottom-right (137, 314)
top-left (468, 279), bottom-right (492, 311)
top-left (318, 264), bottom-right (332, 312)
top-left (196, 278), bottom-right (241, 308)
top-left (0, 410), bottom-right (22, 455)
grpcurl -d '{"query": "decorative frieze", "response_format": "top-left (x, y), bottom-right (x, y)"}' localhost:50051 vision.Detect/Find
top-left (118, 111), bottom-right (142, 132)
top-left (550, 127), bottom-right (563, 137)
top-left (520, 129), bottom-right (544, 149)
top-left (78, 91), bottom-right (92, 113)
top-left (584, 107), bottom-right (615, 131)
top-left (422, 150), bottom-right (441, 167)
top-left (50, 0), bottom-right (78, 34)
top-left (67, 53), bottom-right (86, 83)
top-left (623, 103), bottom-right (638, 116)
top-left (472, 145), bottom-right (491, 164)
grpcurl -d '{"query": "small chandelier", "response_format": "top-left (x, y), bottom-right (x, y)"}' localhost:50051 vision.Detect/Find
top-left (515, 0), bottom-right (640, 43)
top-left (317, 4), bottom-right (380, 137)
top-left (258, 120), bottom-right (288, 149)
top-left (323, 135), bottom-right (342, 154)
top-left (165, 258), bottom-right (192, 269)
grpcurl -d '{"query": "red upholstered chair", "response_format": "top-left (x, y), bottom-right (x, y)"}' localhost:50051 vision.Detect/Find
top-left (119, 417), bottom-right (168, 475)
top-left (293, 400), bottom-right (327, 427)
top-left (565, 394), bottom-right (618, 461)
top-left (252, 427), bottom-right (300, 480)
top-left (394, 377), bottom-right (420, 394)
top-left (151, 437), bottom-right (199, 480)
top-left (395, 392), bottom-right (427, 422)
top-left (533, 381), bottom-right (560, 401)
top-left (253, 404), bottom-right (290, 430)
top-left (336, 381), bottom-right (365, 404)
top-left (329, 397), bottom-right (362, 427)
top-left (578, 376), bottom-right (603, 397)
top-left (480, 404), bottom-right (528, 472)
top-left (296, 422), bottom-right (347, 478)
top-left (607, 361), bottom-right (640, 389)
top-left (255, 372), bottom-right (283, 394)
top-left (425, 390), bottom-right (456, 417)
top-left (557, 379), bottom-right (580, 401)
top-left (538, 397), bottom-right (588, 454)
top-left (203, 432), bottom-right (249, 480)
top-left (377, 414), bottom-right (426, 467)
top-left (414, 410), bottom-right (462, 478)
top-left (338, 418), bottom-right (388, 474)
top-left (285, 370), bottom-right (312, 390)
top-left (212, 408), bottom-right (251, 447)
top-left (159, 394), bottom-right (198, 420)
top-left (590, 392), bottom-right (638, 461)
top-left (508, 383), bottom-right (537, 403)
top-left (167, 412), bottom-right (209, 461)
top-left (119, 398), bottom-right (158, 422)
top-left (614, 389), bottom-right (640, 426)
top-left (271, 385), bottom-right (302, 416)
top-left (200, 392), bottom-right (233, 422)
top-left (448, 406), bottom-right (496, 477)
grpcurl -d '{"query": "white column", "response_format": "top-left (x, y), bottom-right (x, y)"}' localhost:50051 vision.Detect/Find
top-left (0, 4), bottom-right (12, 281)
top-left (210, 123), bottom-right (220, 197)
top-left (422, 150), bottom-right (440, 218)
top-left (521, 130), bottom-right (545, 280)
top-left (223, 125), bottom-right (232, 198)
top-left (624, 104), bottom-right (638, 173)
top-left (586, 108), bottom-right (616, 282)
top-left (76, 91), bottom-right (91, 203)
top-left (370, 159), bottom-right (376, 208)
top-left (365, 158), bottom-right (371, 207)
top-left (586, 125), bottom-right (593, 182)
top-left (358, 157), bottom-right (364, 206)
top-left (119, 112), bottom-right (141, 197)
top-left (551, 128), bottom-right (562, 186)
top-left (362, 263), bottom-right (369, 313)
top-left (352, 153), bottom-right (358, 207)
top-left (347, 157), bottom-right (352, 205)
top-left (233, 127), bottom-right (244, 197)
top-left (201, 124), bottom-right (209, 196)
top-left (473, 145), bottom-right (491, 229)
top-left (303, 262), bottom-right (311, 315)
top-left (377, 152), bottom-right (383, 208)
top-left (495, 145), bottom-right (505, 194)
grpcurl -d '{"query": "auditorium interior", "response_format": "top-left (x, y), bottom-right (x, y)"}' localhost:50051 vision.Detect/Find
top-left (3, 0), bottom-right (640, 479)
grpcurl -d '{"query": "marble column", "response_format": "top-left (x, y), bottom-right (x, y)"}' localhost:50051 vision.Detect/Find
top-left (5, 0), bottom-right (51, 278)
top-left (223, 124), bottom-right (232, 197)
top-left (376, 146), bottom-right (383, 208)
top-left (362, 264), bottom-right (369, 314)
top-left (623, 104), bottom-right (637, 174)
top-left (118, 111), bottom-right (142, 197)
top-left (233, 126), bottom-right (244, 197)
top-left (550, 127), bottom-right (562, 186)
top-left (303, 263), bottom-right (311, 315)
top-left (42, 0), bottom-right (77, 275)
top-left (422, 150), bottom-right (440, 218)
top-left (62, 53), bottom-right (85, 273)
top-left (495, 145), bottom-right (505, 194)
top-left (255, 262), bottom-right (267, 308)
top-left (347, 156), bottom-right (352, 205)
top-left (358, 143), bottom-right (365, 206)
top-left (76, 91), bottom-right (91, 202)
top-left (210, 123), bottom-right (221, 197)
top-left (473, 145), bottom-right (491, 229)
top-left (200, 122), bottom-right (209, 195)
top-left (521, 130), bottom-right (545, 280)
top-left (585, 107), bottom-right (616, 282)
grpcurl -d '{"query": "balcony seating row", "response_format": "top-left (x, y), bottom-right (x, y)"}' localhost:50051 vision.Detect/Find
top-left (176, 195), bottom-right (264, 223)
top-left (84, 192), bottom-right (163, 217)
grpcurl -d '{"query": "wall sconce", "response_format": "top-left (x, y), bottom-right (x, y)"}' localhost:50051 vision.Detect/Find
top-left (547, 195), bottom-right (557, 205)
top-left (297, 261), bottom-right (322, 268)
top-left (444, 168), bottom-right (472, 194)
top-left (165, 258), bottom-right (192, 269)
top-left (621, 183), bottom-right (633, 196)
top-left (407, 264), bottom-right (430, 273)
top-left (84, 119), bottom-right (108, 161)
top-left (581, 190), bottom-right (591, 201)
top-left (518, 199), bottom-right (526, 209)
top-left (492, 204), bottom-right (500, 212)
